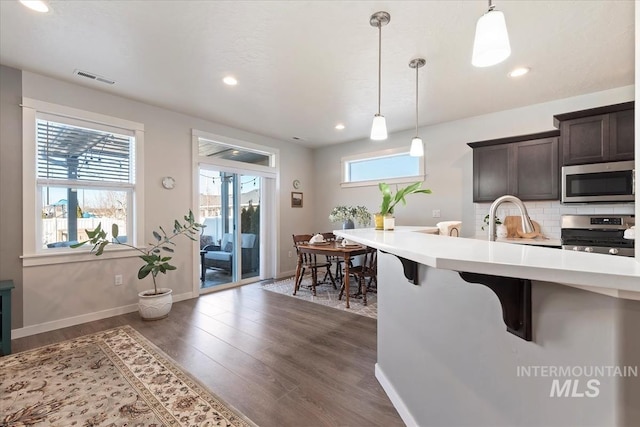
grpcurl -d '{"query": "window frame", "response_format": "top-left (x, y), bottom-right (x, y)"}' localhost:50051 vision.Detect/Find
top-left (340, 147), bottom-right (425, 188)
top-left (21, 98), bottom-right (145, 266)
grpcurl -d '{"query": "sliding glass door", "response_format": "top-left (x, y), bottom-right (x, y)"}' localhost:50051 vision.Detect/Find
top-left (193, 130), bottom-right (278, 295)
top-left (199, 169), bottom-right (261, 289)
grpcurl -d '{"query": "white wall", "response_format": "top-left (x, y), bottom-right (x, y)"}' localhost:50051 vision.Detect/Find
top-left (313, 85), bottom-right (635, 237)
top-left (14, 70), bottom-right (314, 333)
top-left (376, 253), bottom-right (640, 426)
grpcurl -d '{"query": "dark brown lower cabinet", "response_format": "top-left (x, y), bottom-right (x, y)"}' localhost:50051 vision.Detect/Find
top-left (469, 131), bottom-right (560, 203)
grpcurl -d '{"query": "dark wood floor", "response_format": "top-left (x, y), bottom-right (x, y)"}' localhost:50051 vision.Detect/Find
top-left (11, 281), bottom-right (404, 427)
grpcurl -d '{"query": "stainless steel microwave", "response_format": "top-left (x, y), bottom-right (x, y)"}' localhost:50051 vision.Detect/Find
top-left (562, 160), bottom-right (635, 203)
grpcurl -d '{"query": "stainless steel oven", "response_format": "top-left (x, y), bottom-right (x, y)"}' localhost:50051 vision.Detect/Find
top-left (561, 160), bottom-right (635, 203)
top-left (561, 215), bottom-right (635, 256)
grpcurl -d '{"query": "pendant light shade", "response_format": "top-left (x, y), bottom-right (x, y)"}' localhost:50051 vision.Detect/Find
top-left (472, 1), bottom-right (511, 68)
top-left (370, 11), bottom-right (390, 141)
top-left (410, 137), bottom-right (424, 157)
top-left (371, 114), bottom-right (388, 140)
top-left (408, 58), bottom-right (425, 157)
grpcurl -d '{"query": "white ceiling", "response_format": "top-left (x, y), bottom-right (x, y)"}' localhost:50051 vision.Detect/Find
top-left (0, 1), bottom-right (634, 147)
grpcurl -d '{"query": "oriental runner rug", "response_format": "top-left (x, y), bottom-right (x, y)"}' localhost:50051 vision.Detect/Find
top-left (263, 276), bottom-right (377, 319)
top-left (0, 325), bottom-right (256, 427)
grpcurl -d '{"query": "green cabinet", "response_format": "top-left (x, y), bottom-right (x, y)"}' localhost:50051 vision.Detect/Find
top-left (469, 131), bottom-right (560, 202)
top-left (0, 280), bottom-right (15, 356)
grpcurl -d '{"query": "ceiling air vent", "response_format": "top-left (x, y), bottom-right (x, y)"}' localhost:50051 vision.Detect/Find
top-left (73, 69), bottom-right (115, 85)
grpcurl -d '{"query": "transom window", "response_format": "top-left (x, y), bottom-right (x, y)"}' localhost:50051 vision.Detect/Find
top-left (341, 147), bottom-right (424, 187)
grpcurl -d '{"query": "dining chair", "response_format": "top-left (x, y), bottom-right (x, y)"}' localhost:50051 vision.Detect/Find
top-left (292, 234), bottom-right (336, 295)
top-left (340, 246), bottom-right (377, 306)
top-left (320, 232), bottom-right (347, 284)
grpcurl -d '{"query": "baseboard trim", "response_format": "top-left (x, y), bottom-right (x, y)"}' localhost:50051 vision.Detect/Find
top-left (375, 363), bottom-right (418, 427)
top-left (276, 269), bottom-right (296, 280)
top-left (11, 291), bottom-right (194, 339)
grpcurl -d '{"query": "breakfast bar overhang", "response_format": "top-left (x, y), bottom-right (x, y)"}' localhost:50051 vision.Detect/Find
top-left (336, 227), bottom-right (640, 427)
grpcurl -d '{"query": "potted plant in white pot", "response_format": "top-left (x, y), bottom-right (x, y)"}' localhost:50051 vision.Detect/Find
top-left (72, 210), bottom-right (204, 320)
top-left (329, 205), bottom-right (372, 229)
top-left (481, 214), bottom-right (506, 238)
top-left (376, 182), bottom-right (432, 230)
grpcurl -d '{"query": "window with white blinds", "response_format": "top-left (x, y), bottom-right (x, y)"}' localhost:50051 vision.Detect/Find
top-left (29, 109), bottom-right (139, 252)
top-left (36, 118), bottom-right (134, 184)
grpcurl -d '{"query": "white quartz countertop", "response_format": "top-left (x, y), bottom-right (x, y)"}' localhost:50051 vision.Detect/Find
top-left (335, 227), bottom-right (640, 300)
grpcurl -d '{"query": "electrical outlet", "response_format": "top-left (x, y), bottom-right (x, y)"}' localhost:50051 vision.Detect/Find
top-left (288, 251), bottom-right (292, 258)
top-left (114, 274), bottom-right (123, 286)
top-left (432, 209), bottom-right (441, 218)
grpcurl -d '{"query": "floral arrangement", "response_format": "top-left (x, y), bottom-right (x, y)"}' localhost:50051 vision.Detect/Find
top-left (328, 205), bottom-right (372, 226)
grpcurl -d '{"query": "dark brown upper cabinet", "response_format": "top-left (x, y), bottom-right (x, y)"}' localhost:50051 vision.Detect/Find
top-left (468, 131), bottom-right (560, 202)
top-left (553, 101), bottom-right (634, 165)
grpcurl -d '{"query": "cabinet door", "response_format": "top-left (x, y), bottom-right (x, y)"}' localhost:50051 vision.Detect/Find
top-left (473, 145), bottom-right (510, 202)
top-left (609, 109), bottom-right (635, 161)
top-left (561, 114), bottom-right (609, 165)
top-left (512, 137), bottom-right (559, 200)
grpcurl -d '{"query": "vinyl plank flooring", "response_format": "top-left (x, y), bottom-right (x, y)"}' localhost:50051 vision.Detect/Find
top-left (9, 281), bottom-right (404, 427)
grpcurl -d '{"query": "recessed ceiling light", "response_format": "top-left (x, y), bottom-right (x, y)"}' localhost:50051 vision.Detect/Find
top-left (223, 76), bottom-right (238, 86)
top-left (19, 0), bottom-right (50, 13)
top-left (508, 67), bottom-right (530, 78)
top-left (335, 124), bottom-right (345, 130)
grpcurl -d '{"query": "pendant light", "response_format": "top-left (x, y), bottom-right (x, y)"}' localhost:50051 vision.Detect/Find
top-left (409, 58), bottom-right (426, 157)
top-left (472, 0), bottom-right (511, 67)
top-left (370, 11), bottom-right (390, 140)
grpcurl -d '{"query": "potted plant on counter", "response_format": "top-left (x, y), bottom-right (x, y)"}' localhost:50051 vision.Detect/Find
top-left (72, 210), bottom-right (204, 320)
top-left (482, 214), bottom-right (506, 238)
top-left (329, 205), bottom-right (372, 229)
top-left (376, 182), bottom-right (432, 230)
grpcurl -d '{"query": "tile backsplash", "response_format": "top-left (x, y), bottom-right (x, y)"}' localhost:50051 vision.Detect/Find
top-left (474, 201), bottom-right (635, 239)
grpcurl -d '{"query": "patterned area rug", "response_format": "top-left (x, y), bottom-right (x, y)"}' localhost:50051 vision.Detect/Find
top-left (263, 276), bottom-right (377, 319)
top-left (0, 325), bottom-right (256, 427)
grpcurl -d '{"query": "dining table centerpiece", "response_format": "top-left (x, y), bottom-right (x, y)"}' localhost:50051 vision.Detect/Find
top-left (329, 205), bottom-right (372, 229)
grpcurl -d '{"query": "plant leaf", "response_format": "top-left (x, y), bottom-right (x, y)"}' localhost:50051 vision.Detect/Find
top-left (138, 265), bottom-right (152, 279)
top-left (95, 241), bottom-right (109, 256)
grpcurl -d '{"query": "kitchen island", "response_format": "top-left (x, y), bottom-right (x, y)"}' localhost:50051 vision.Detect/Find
top-left (335, 227), bottom-right (640, 427)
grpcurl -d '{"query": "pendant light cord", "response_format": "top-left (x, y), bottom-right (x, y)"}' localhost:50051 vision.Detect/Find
top-left (415, 64), bottom-right (419, 137)
top-left (377, 23), bottom-right (382, 115)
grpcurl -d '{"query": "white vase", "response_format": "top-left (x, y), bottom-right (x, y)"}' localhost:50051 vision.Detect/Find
top-left (138, 288), bottom-right (173, 320)
top-left (383, 215), bottom-right (395, 231)
top-left (496, 224), bottom-right (508, 238)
